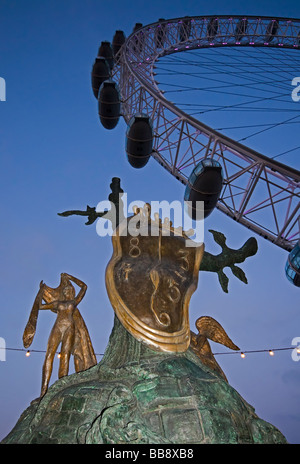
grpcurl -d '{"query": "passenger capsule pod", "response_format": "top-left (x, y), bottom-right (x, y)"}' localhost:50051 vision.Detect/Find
top-left (285, 241), bottom-right (300, 287)
top-left (178, 17), bottom-right (191, 43)
top-left (126, 113), bottom-right (153, 169)
top-left (155, 18), bottom-right (166, 48)
top-left (207, 17), bottom-right (219, 40)
top-left (112, 30), bottom-right (126, 56)
top-left (98, 41), bottom-right (114, 71)
top-left (132, 23), bottom-right (143, 53)
top-left (91, 57), bottom-right (110, 99)
top-left (265, 20), bottom-right (279, 43)
top-left (98, 80), bottom-right (120, 130)
top-left (133, 22), bottom-right (143, 32)
top-left (235, 18), bottom-right (248, 41)
top-left (184, 159), bottom-right (223, 220)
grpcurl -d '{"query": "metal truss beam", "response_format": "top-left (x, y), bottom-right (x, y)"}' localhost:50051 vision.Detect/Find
top-left (113, 15), bottom-right (300, 251)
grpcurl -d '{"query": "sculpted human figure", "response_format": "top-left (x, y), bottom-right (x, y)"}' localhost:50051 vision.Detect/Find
top-left (23, 273), bottom-right (97, 398)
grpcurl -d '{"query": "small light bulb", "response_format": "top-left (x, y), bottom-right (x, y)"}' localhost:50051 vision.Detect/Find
top-left (57, 352), bottom-right (61, 359)
top-left (269, 350), bottom-right (274, 356)
top-left (241, 352), bottom-right (245, 358)
top-left (26, 350), bottom-right (30, 357)
top-left (297, 347), bottom-right (300, 354)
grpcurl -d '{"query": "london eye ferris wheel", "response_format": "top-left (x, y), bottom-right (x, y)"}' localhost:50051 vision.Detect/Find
top-left (91, 15), bottom-right (300, 287)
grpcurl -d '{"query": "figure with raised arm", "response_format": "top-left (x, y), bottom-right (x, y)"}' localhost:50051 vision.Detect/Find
top-left (23, 273), bottom-right (97, 398)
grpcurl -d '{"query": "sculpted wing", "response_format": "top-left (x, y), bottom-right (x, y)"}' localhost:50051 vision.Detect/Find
top-left (195, 316), bottom-right (239, 350)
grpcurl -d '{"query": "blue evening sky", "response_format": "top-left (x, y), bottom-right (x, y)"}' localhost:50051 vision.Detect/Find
top-left (0, 0), bottom-right (299, 444)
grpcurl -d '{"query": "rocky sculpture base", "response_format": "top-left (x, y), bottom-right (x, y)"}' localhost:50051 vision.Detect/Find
top-left (2, 316), bottom-right (287, 444)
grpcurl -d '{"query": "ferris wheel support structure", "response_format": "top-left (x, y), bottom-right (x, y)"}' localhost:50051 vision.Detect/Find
top-left (111, 15), bottom-right (300, 252)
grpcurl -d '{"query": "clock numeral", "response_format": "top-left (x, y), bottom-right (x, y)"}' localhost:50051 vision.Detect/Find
top-left (118, 262), bottom-right (132, 281)
top-left (129, 237), bottom-right (141, 258)
top-left (167, 278), bottom-right (181, 303)
top-left (177, 249), bottom-right (189, 271)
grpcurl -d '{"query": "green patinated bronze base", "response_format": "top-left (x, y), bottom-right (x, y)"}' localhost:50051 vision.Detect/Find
top-left (2, 316), bottom-right (287, 444)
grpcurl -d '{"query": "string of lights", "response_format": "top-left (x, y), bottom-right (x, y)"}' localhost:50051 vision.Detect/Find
top-left (213, 347), bottom-right (299, 357)
top-left (1, 346), bottom-right (299, 359)
top-left (0, 347), bottom-right (104, 358)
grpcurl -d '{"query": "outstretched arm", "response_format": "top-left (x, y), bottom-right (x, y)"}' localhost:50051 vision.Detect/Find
top-left (199, 230), bottom-right (258, 293)
top-left (62, 273), bottom-right (87, 305)
top-left (57, 177), bottom-right (125, 228)
top-left (39, 302), bottom-right (57, 310)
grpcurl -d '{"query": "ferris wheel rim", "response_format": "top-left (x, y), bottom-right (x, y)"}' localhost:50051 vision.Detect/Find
top-left (112, 15), bottom-right (300, 251)
top-left (122, 16), bottom-right (300, 179)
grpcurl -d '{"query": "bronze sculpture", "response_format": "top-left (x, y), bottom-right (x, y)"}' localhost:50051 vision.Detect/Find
top-left (190, 316), bottom-right (240, 382)
top-left (24, 180), bottom-right (258, 400)
top-left (23, 273), bottom-right (97, 398)
top-left (2, 178), bottom-right (289, 444)
top-left (105, 203), bottom-right (204, 353)
top-left (58, 179), bottom-right (258, 359)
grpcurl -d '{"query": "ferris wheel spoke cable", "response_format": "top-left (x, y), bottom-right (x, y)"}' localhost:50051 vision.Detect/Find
top-left (272, 146), bottom-right (300, 159)
top-left (158, 52), bottom-right (295, 149)
top-left (157, 52), bottom-right (296, 93)
top-left (157, 50), bottom-right (299, 92)
top-left (237, 114), bottom-right (300, 142)
top-left (205, 45), bottom-right (300, 81)
top-left (181, 92), bottom-right (295, 115)
top-left (161, 84), bottom-right (290, 104)
top-left (157, 70), bottom-right (292, 93)
top-left (249, 45), bottom-right (300, 77)
top-left (155, 49), bottom-right (299, 151)
top-left (214, 121), bottom-right (300, 130)
top-left (158, 58), bottom-right (300, 69)
top-left (158, 47), bottom-right (300, 70)
top-left (187, 108), bottom-right (299, 117)
top-left (155, 68), bottom-right (295, 105)
top-left (157, 70), bottom-right (292, 95)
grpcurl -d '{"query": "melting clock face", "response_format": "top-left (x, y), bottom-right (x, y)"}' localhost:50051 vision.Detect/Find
top-left (105, 209), bottom-right (204, 353)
